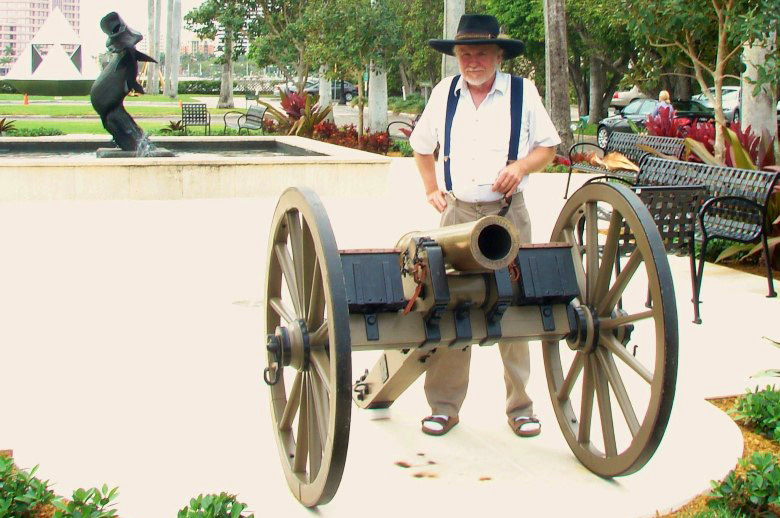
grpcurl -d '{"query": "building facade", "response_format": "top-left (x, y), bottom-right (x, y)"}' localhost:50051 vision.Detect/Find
top-left (0, 0), bottom-right (80, 75)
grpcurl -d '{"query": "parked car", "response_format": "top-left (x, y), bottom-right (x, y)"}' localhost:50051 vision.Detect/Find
top-left (692, 86), bottom-right (740, 124)
top-left (610, 86), bottom-right (649, 108)
top-left (276, 78), bottom-right (359, 103)
top-left (596, 98), bottom-right (714, 147)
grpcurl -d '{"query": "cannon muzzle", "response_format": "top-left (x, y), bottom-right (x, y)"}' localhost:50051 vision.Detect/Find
top-left (397, 215), bottom-right (519, 271)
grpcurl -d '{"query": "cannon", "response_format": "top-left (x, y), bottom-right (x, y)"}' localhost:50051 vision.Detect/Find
top-left (263, 182), bottom-right (678, 506)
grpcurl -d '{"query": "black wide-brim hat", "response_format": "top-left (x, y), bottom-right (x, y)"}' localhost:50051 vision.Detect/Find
top-left (428, 14), bottom-right (525, 59)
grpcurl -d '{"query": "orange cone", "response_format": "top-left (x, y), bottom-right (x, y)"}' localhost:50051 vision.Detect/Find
top-left (23, 93), bottom-right (28, 105)
top-left (179, 100), bottom-right (182, 108)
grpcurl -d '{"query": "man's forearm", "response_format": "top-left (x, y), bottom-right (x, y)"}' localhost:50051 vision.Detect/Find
top-left (517, 146), bottom-right (556, 174)
top-left (414, 152), bottom-right (438, 195)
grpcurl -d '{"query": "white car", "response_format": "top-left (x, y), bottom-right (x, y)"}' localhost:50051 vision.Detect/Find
top-left (610, 86), bottom-right (649, 108)
top-left (692, 86), bottom-right (740, 123)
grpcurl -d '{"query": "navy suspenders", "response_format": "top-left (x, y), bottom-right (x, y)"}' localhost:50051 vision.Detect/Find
top-left (443, 75), bottom-right (525, 193)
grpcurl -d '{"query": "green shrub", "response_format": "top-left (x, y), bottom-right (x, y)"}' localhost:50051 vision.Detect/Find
top-left (388, 95), bottom-right (425, 114)
top-left (695, 238), bottom-right (742, 263)
top-left (732, 386), bottom-right (780, 441)
top-left (708, 452), bottom-right (780, 516)
top-left (0, 455), bottom-right (57, 517)
top-left (389, 139), bottom-right (413, 157)
top-left (544, 164), bottom-right (569, 173)
top-left (0, 81), bottom-right (17, 93)
top-left (178, 80), bottom-right (221, 95)
top-left (7, 127), bottom-right (65, 137)
top-left (53, 485), bottom-right (119, 518)
top-left (178, 493), bottom-right (254, 518)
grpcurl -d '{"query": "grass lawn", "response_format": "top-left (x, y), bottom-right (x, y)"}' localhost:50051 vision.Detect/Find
top-left (0, 93), bottom-right (209, 103)
top-left (8, 119), bottom-right (172, 134)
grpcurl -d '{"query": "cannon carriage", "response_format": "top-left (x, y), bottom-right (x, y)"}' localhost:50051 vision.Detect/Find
top-left (263, 182), bottom-right (678, 507)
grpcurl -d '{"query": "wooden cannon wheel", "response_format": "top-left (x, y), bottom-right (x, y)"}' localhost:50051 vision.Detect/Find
top-left (544, 182), bottom-right (678, 477)
top-left (264, 187), bottom-right (352, 507)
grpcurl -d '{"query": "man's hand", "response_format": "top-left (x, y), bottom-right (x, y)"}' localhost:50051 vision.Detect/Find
top-left (492, 161), bottom-right (528, 197)
top-left (427, 189), bottom-right (448, 213)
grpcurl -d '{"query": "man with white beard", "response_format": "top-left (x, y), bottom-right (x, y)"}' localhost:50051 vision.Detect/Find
top-left (409, 13), bottom-right (560, 438)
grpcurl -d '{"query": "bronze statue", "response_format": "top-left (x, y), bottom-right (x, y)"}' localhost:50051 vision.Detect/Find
top-left (90, 12), bottom-right (155, 152)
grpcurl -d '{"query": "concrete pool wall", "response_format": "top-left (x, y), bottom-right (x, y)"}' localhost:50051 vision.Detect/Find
top-left (0, 136), bottom-right (391, 201)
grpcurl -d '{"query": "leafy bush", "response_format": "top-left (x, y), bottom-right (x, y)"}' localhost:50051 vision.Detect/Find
top-left (53, 485), bottom-right (119, 518)
top-left (159, 120), bottom-right (185, 134)
top-left (731, 386), bottom-right (780, 441)
top-left (6, 127), bottom-right (65, 137)
top-left (388, 95), bottom-right (425, 114)
top-left (0, 117), bottom-right (17, 133)
top-left (389, 139), bottom-right (413, 157)
top-left (0, 80), bottom-right (18, 93)
top-left (312, 122), bottom-right (390, 154)
top-left (178, 80), bottom-right (222, 95)
top-left (177, 492), bottom-right (254, 518)
top-left (709, 452), bottom-right (780, 516)
top-left (0, 455), bottom-right (57, 517)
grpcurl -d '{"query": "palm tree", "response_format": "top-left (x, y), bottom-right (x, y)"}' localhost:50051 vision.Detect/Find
top-left (544, 0), bottom-right (573, 150)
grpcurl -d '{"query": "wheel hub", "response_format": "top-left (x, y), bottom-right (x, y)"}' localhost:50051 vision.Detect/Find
top-left (264, 320), bottom-right (310, 385)
top-left (566, 303), bottom-right (600, 354)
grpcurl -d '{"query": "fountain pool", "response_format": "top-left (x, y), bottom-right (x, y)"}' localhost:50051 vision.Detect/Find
top-left (0, 135), bottom-right (391, 201)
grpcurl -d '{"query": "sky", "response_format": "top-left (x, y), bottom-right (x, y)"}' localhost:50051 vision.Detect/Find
top-left (79, 0), bottom-right (205, 59)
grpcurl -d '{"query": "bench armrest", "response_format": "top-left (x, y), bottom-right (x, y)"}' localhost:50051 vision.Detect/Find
top-left (698, 195), bottom-right (767, 241)
top-left (584, 174), bottom-right (636, 187)
top-left (568, 142), bottom-right (606, 162)
top-left (386, 120), bottom-right (415, 136)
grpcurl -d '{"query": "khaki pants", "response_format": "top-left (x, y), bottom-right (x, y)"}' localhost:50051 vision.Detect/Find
top-left (424, 192), bottom-right (534, 421)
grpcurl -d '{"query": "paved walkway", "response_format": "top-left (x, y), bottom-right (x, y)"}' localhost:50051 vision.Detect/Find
top-left (0, 163), bottom-right (776, 517)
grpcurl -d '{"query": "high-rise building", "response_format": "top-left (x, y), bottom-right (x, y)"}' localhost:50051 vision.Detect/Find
top-left (0, 0), bottom-right (80, 76)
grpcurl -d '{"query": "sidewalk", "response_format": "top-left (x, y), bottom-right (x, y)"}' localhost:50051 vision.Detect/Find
top-left (0, 164), bottom-right (774, 517)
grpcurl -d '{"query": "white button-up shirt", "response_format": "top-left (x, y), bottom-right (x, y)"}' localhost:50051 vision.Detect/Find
top-left (410, 71), bottom-right (561, 203)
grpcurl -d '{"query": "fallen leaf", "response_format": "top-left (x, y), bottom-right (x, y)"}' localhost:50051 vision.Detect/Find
top-left (479, 476), bottom-right (492, 482)
top-left (395, 461), bottom-right (411, 468)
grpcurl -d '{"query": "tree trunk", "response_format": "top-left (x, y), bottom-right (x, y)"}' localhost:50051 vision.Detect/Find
top-left (673, 63), bottom-right (692, 100)
top-left (217, 32), bottom-right (234, 108)
top-left (146, 0), bottom-right (156, 94)
top-left (163, 0), bottom-right (174, 97)
top-left (741, 35), bottom-right (777, 142)
top-left (368, 61), bottom-right (388, 134)
top-left (442, 0), bottom-right (464, 78)
top-left (318, 65), bottom-right (334, 123)
top-left (357, 75), bottom-right (365, 137)
top-left (169, 0), bottom-right (181, 98)
top-left (568, 52), bottom-right (588, 119)
top-left (152, 0), bottom-right (161, 94)
top-left (588, 57), bottom-right (606, 124)
top-left (543, 0), bottom-right (573, 151)
top-left (399, 63), bottom-right (414, 97)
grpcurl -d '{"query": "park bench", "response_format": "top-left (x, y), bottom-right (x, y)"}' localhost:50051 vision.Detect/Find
top-left (222, 104), bottom-right (269, 135)
top-left (590, 156), bottom-right (779, 322)
top-left (564, 132), bottom-right (686, 198)
top-left (181, 103), bottom-right (211, 135)
top-left (244, 90), bottom-right (259, 106)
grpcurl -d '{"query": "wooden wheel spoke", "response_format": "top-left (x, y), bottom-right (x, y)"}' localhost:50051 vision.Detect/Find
top-left (286, 211), bottom-right (306, 314)
top-left (557, 353), bottom-right (584, 402)
top-left (274, 243), bottom-right (303, 317)
top-left (310, 349), bottom-right (332, 397)
top-left (593, 210), bottom-right (623, 304)
top-left (578, 355), bottom-right (595, 444)
top-left (592, 354), bottom-right (618, 457)
top-left (306, 259), bottom-right (324, 330)
top-left (307, 374), bottom-right (323, 478)
top-left (585, 202), bottom-right (599, 303)
top-left (596, 348), bottom-right (640, 437)
top-left (599, 309), bottom-right (654, 330)
top-left (309, 368), bottom-right (330, 447)
top-left (562, 227), bottom-right (587, 297)
top-left (310, 322), bottom-right (328, 347)
top-left (279, 372), bottom-right (303, 431)
top-left (293, 375), bottom-right (309, 474)
top-left (269, 297), bottom-right (295, 324)
top-left (602, 333), bottom-right (653, 384)
top-left (597, 249), bottom-right (643, 316)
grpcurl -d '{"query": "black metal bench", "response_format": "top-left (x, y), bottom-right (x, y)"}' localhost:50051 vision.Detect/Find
top-left (181, 103), bottom-right (211, 135)
top-left (639, 157), bottom-right (778, 304)
top-left (585, 172), bottom-right (707, 322)
top-left (222, 104), bottom-right (268, 135)
top-left (564, 133), bottom-right (685, 198)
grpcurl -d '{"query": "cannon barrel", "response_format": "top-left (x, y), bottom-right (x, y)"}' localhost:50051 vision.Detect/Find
top-left (396, 215), bottom-right (519, 271)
